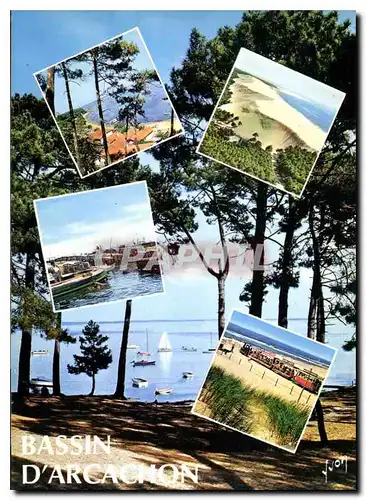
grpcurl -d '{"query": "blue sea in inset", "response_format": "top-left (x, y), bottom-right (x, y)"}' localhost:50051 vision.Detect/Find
top-left (82, 83), bottom-right (172, 125)
top-left (279, 92), bottom-right (336, 132)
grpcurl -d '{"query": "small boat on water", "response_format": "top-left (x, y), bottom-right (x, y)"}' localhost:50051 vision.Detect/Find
top-left (182, 346), bottom-right (197, 352)
top-left (158, 332), bottom-right (172, 352)
top-left (49, 260), bottom-right (110, 299)
top-left (127, 345), bottom-right (140, 350)
top-left (133, 359), bottom-right (156, 367)
top-left (32, 350), bottom-right (48, 356)
top-left (183, 371), bottom-right (194, 378)
top-left (137, 351), bottom-right (151, 356)
top-left (30, 377), bottom-right (53, 387)
top-left (132, 378), bottom-right (148, 388)
top-left (155, 388), bottom-right (172, 395)
top-left (203, 332), bottom-right (217, 353)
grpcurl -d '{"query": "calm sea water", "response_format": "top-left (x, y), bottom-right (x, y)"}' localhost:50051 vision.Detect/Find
top-left (11, 319), bottom-right (355, 401)
top-left (54, 270), bottom-right (164, 311)
top-left (279, 92), bottom-right (335, 132)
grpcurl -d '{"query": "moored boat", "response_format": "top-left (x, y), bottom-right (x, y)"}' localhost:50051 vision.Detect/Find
top-left (32, 350), bottom-right (48, 356)
top-left (155, 388), bottom-right (172, 395)
top-left (51, 267), bottom-right (109, 298)
top-left (127, 345), bottom-right (140, 350)
top-left (133, 359), bottom-right (156, 367)
top-left (182, 346), bottom-right (197, 352)
top-left (183, 371), bottom-right (194, 378)
top-left (30, 377), bottom-right (53, 387)
top-left (132, 378), bottom-right (148, 388)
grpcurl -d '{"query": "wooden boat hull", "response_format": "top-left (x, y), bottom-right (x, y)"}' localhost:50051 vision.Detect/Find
top-left (51, 269), bottom-right (108, 298)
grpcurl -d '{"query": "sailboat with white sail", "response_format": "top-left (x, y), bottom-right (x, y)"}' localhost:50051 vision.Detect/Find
top-left (157, 331), bottom-right (172, 352)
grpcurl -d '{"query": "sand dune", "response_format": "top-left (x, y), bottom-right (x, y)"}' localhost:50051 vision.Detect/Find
top-left (220, 74), bottom-right (327, 151)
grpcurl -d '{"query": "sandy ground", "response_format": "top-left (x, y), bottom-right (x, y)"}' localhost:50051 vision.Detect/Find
top-left (11, 391), bottom-right (356, 491)
top-left (143, 118), bottom-right (183, 138)
top-left (220, 74), bottom-right (326, 151)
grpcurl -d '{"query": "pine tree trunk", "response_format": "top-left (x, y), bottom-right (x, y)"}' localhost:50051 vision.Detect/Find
top-left (52, 338), bottom-right (61, 396)
top-left (18, 330), bottom-right (32, 396)
top-left (114, 300), bottom-right (132, 399)
top-left (315, 399), bottom-right (328, 445)
top-left (217, 275), bottom-right (226, 339)
top-left (249, 184), bottom-right (267, 317)
top-left (46, 67), bottom-right (55, 114)
top-left (61, 62), bottom-right (82, 167)
top-left (90, 374), bottom-right (96, 396)
top-left (308, 204), bottom-right (328, 444)
top-left (124, 116), bottom-right (129, 156)
top-left (278, 198), bottom-right (296, 328)
top-left (17, 254), bottom-right (35, 396)
top-left (91, 50), bottom-right (110, 165)
top-left (307, 282), bottom-right (317, 340)
top-left (170, 108), bottom-right (174, 136)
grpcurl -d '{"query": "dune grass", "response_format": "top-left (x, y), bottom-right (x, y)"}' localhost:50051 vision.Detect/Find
top-left (200, 365), bottom-right (310, 448)
top-left (200, 365), bottom-right (253, 433)
top-left (255, 392), bottom-right (309, 447)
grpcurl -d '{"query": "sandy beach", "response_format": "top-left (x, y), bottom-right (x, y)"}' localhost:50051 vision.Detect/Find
top-left (11, 390), bottom-right (356, 491)
top-left (220, 74), bottom-right (326, 151)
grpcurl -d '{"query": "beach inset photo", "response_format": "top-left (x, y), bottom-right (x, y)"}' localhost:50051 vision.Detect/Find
top-left (34, 181), bottom-right (164, 312)
top-left (34, 27), bottom-right (183, 177)
top-left (192, 310), bottom-right (337, 453)
top-left (197, 48), bottom-right (345, 196)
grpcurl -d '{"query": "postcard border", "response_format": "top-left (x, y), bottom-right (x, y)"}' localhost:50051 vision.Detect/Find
top-left (33, 180), bottom-right (166, 314)
top-left (191, 307), bottom-right (338, 454)
top-left (33, 26), bottom-right (185, 179)
top-left (195, 47), bottom-right (346, 199)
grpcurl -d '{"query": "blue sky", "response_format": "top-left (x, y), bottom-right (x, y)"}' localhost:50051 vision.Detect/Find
top-left (229, 310), bottom-right (335, 363)
top-left (35, 181), bottom-right (155, 258)
top-left (12, 10), bottom-right (355, 99)
top-left (12, 10), bottom-right (244, 97)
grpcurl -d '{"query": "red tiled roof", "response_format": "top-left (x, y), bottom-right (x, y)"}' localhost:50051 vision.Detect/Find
top-left (89, 127), bottom-right (154, 158)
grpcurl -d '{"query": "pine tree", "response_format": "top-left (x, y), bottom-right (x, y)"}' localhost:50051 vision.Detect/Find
top-left (67, 320), bottom-right (112, 396)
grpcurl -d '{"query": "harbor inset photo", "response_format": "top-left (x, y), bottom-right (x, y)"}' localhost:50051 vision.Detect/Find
top-left (34, 181), bottom-right (164, 312)
top-left (34, 27), bottom-right (183, 177)
top-left (197, 48), bottom-right (345, 196)
top-left (192, 310), bottom-right (337, 453)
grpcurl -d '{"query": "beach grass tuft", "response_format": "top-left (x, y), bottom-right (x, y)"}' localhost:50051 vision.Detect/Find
top-left (200, 364), bottom-right (310, 448)
top-left (201, 365), bottom-right (253, 433)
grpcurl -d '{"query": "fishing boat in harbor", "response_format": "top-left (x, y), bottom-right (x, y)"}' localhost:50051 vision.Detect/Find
top-left (132, 378), bottom-right (148, 388)
top-left (183, 371), bottom-right (194, 378)
top-left (158, 332), bottom-right (172, 352)
top-left (32, 350), bottom-right (48, 356)
top-left (155, 388), bottom-right (172, 395)
top-left (51, 267), bottom-right (109, 298)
